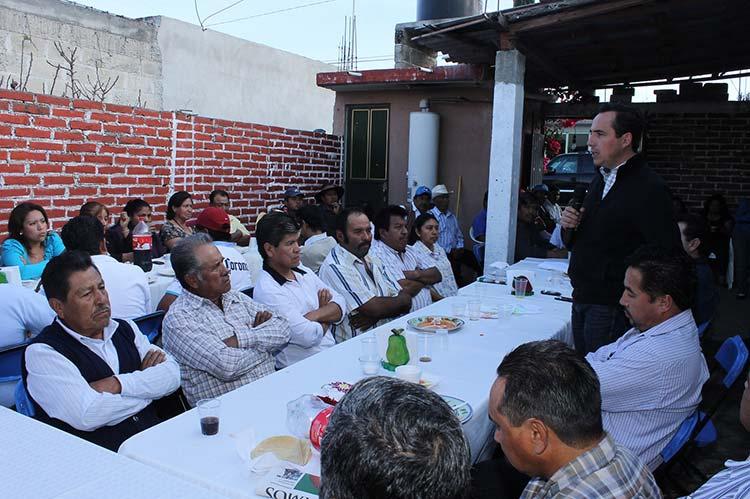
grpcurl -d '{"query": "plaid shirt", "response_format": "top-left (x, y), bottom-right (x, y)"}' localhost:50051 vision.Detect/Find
top-left (600, 160), bottom-right (626, 199)
top-left (410, 240), bottom-right (458, 298)
top-left (319, 244), bottom-right (402, 343)
top-left (430, 207), bottom-right (464, 253)
top-left (521, 434), bottom-right (661, 499)
top-left (162, 289), bottom-right (291, 406)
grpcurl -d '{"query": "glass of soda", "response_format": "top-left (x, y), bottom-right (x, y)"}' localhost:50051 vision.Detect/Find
top-left (197, 398), bottom-right (221, 436)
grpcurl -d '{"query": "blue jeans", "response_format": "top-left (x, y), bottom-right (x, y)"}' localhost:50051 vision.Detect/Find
top-left (572, 303), bottom-right (630, 354)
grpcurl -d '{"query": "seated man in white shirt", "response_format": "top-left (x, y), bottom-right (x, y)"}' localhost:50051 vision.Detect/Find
top-left (585, 245), bottom-right (709, 471)
top-left (371, 205), bottom-right (441, 312)
top-left (319, 208), bottom-right (412, 343)
top-left (60, 215), bottom-right (151, 319)
top-left (22, 250), bottom-right (181, 451)
top-left (158, 206), bottom-right (253, 311)
top-left (298, 204), bottom-right (337, 273)
top-left (0, 285), bottom-right (56, 407)
top-left (209, 189), bottom-right (251, 246)
top-left (253, 213), bottom-right (344, 368)
top-left (162, 234), bottom-right (291, 405)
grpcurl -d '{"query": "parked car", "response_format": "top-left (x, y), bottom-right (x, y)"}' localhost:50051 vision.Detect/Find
top-left (543, 152), bottom-right (595, 204)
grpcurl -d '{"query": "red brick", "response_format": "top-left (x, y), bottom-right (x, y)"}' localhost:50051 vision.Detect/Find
top-left (115, 156), bottom-right (142, 165)
top-left (97, 167), bottom-right (122, 175)
top-left (119, 136), bottom-right (145, 145)
top-left (0, 138), bottom-right (26, 148)
top-left (146, 137), bottom-right (171, 147)
top-left (3, 175), bottom-right (40, 185)
top-left (82, 155), bottom-right (113, 165)
top-left (87, 133), bottom-right (117, 143)
top-left (52, 109), bottom-right (85, 119)
top-left (30, 141), bottom-right (65, 151)
top-left (103, 124), bottom-right (131, 134)
top-left (65, 165), bottom-right (97, 174)
top-left (73, 99), bottom-right (104, 110)
top-left (10, 151), bottom-right (46, 161)
top-left (125, 166), bottom-right (152, 175)
top-left (126, 147), bottom-right (153, 156)
top-left (134, 126), bottom-right (158, 136)
top-left (0, 187), bottom-right (31, 197)
top-left (29, 163), bottom-right (62, 173)
top-left (117, 115), bottom-right (147, 126)
top-left (67, 143), bottom-right (98, 153)
top-left (0, 89), bottom-right (34, 102)
top-left (45, 175), bottom-right (75, 185)
top-left (2, 164), bottom-right (25, 173)
top-left (32, 188), bottom-right (66, 197)
top-left (111, 176), bottom-right (136, 185)
top-left (54, 131), bottom-right (85, 141)
top-left (100, 145), bottom-right (127, 154)
top-left (90, 112), bottom-right (118, 122)
top-left (35, 117), bottom-right (67, 128)
top-left (69, 187), bottom-right (99, 197)
top-left (104, 103), bottom-right (134, 114)
top-left (12, 103), bottom-right (50, 115)
top-left (0, 101), bottom-right (9, 111)
top-left (16, 127), bottom-right (52, 139)
top-left (49, 153), bottom-right (81, 163)
top-left (0, 113), bottom-right (30, 125)
top-left (36, 94), bottom-right (72, 106)
top-left (78, 175), bottom-right (103, 184)
top-left (70, 121), bottom-right (101, 131)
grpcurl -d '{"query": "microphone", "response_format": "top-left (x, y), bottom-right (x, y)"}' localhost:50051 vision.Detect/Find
top-left (570, 186), bottom-right (587, 211)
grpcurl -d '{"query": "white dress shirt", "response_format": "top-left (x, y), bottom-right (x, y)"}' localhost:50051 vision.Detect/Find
top-left (253, 264), bottom-right (343, 368)
top-left (300, 233), bottom-right (337, 273)
top-left (370, 239), bottom-right (434, 312)
top-left (25, 318), bottom-right (180, 431)
top-left (586, 309), bottom-right (709, 471)
top-left (165, 241), bottom-right (253, 296)
top-left (0, 285), bottom-right (56, 407)
top-left (410, 241), bottom-right (458, 298)
top-left (91, 254), bottom-right (151, 319)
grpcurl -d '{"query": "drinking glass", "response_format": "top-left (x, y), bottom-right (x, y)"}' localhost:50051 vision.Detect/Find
top-left (197, 398), bottom-right (221, 436)
top-left (360, 337), bottom-right (378, 360)
top-left (417, 333), bottom-right (433, 363)
top-left (514, 278), bottom-right (529, 298)
top-left (468, 300), bottom-right (481, 320)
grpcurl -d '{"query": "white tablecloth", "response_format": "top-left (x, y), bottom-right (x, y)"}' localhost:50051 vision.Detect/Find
top-left (120, 259), bottom-right (573, 498)
top-left (146, 246), bottom-right (263, 312)
top-left (0, 406), bottom-right (227, 498)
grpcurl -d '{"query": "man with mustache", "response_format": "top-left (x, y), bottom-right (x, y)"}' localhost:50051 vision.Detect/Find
top-left (584, 245), bottom-right (708, 471)
top-left (22, 250), bottom-right (180, 451)
top-left (370, 205), bottom-right (441, 312)
top-left (319, 208), bottom-right (412, 342)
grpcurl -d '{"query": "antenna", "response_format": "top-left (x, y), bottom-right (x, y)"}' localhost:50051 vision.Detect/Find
top-left (337, 1), bottom-right (358, 70)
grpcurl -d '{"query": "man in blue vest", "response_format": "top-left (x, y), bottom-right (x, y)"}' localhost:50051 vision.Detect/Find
top-left (22, 250), bottom-right (181, 451)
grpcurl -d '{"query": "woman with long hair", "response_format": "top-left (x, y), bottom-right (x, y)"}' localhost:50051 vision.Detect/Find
top-left (159, 191), bottom-right (194, 251)
top-left (79, 201), bottom-right (110, 231)
top-left (409, 212), bottom-right (458, 299)
top-left (1, 202), bottom-right (65, 279)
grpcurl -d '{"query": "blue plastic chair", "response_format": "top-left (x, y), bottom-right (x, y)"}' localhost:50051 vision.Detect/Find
top-left (14, 380), bottom-right (35, 417)
top-left (0, 341), bottom-right (29, 387)
top-left (660, 412), bottom-right (699, 463)
top-left (133, 311), bottom-right (166, 344)
top-left (697, 320), bottom-right (711, 339)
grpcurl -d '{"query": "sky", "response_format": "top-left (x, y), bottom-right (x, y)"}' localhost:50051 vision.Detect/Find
top-left (71, 1), bottom-right (747, 102)
top-left (71, 0), bottom-right (515, 69)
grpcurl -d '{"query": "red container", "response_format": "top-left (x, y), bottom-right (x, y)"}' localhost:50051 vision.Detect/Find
top-left (309, 406), bottom-right (334, 451)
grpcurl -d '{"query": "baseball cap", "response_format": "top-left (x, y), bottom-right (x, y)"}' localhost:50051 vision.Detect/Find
top-left (284, 187), bottom-right (304, 199)
top-left (414, 186), bottom-right (431, 198)
top-left (196, 207), bottom-right (230, 233)
top-left (532, 184), bottom-right (549, 192)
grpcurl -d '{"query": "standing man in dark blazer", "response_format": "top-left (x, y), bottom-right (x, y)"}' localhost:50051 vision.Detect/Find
top-left (561, 104), bottom-right (680, 354)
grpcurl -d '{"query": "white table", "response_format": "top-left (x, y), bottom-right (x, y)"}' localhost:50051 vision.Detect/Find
top-left (121, 259), bottom-right (573, 497)
top-left (146, 246), bottom-right (263, 312)
top-left (0, 406), bottom-right (228, 498)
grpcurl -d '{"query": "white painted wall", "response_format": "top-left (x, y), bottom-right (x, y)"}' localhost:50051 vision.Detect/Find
top-left (156, 17), bottom-right (335, 132)
top-left (0, 0), bottom-right (162, 107)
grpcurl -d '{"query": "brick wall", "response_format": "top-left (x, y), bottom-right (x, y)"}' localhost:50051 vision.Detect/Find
top-left (644, 108), bottom-right (750, 213)
top-left (0, 89), bottom-right (342, 236)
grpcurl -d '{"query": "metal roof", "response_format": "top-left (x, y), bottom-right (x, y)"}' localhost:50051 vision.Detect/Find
top-left (396, 0), bottom-right (750, 89)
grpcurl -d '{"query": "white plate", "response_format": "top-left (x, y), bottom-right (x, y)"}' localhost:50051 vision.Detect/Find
top-left (157, 267), bottom-right (175, 277)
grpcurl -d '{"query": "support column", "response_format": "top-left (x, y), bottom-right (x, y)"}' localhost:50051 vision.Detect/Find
top-left (485, 50), bottom-right (525, 271)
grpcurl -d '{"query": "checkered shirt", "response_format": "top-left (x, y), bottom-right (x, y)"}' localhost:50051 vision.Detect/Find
top-left (369, 239), bottom-right (433, 312)
top-left (318, 244), bottom-right (403, 343)
top-left (162, 288), bottom-right (291, 406)
top-left (521, 434), bottom-right (661, 499)
top-left (410, 240), bottom-right (458, 298)
top-left (600, 160), bottom-right (627, 199)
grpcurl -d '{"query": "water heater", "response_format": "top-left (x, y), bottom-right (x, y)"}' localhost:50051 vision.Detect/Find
top-left (417, 0), bottom-right (483, 21)
top-left (407, 100), bottom-right (440, 201)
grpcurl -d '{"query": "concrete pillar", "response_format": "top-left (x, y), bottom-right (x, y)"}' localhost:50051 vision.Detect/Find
top-left (485, 50), bottom-right (525, 270)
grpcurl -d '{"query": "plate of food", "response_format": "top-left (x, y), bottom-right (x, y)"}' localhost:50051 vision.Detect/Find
top-left (419, 372), bottom-right (441, 390)
top-left (318, 381), bottom-right (353, 404)
top-left (407, 316), bottom-right (465, 333)
top-left (441, 395), bottom-right (472, 424)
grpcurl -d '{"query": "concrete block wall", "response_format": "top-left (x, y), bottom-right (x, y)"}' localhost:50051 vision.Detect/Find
top-left (0, 89), bottom-right (342, 235)
top-left (646, 111), bottom-right (750, 212)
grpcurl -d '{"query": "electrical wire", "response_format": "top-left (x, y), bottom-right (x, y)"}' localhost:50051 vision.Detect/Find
top-left (203, 0), bottom-right (337, 28)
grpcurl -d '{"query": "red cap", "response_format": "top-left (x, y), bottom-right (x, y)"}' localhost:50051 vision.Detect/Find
top-left (196, 207), bottom-right (230, 233)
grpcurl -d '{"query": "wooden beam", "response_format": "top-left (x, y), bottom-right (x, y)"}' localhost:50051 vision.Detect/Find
top-left (509, 0), bottom-right (659, 34)
top-left (513, 38), bottom-right (578, 87)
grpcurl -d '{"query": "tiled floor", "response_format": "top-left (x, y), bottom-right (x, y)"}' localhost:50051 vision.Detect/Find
top-left (660, 288), bottom-right (750, 497)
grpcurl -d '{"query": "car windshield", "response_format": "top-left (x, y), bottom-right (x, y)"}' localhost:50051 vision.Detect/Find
top-left (545, 155), bottom-right (577, 175)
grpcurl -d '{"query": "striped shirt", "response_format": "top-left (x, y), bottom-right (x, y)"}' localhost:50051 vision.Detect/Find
top-left (369, 239), bottom-right (433, 312)
top-left (410, 240), bottom-right (458, 298)
top-left (586, 309), bottom-right (709, 471)
top-left (430, 207), bottom-right (464, 253)
top-left (521, 434), bottom-right (661, 499)
top-left (162, 289), bottom-right (291, 406)
top-left (600, 160), bottom-right (626, 199)
top-left (318, 244), bottom-right (403, 343)
top-left (683, 459), bottom-right (750, 498)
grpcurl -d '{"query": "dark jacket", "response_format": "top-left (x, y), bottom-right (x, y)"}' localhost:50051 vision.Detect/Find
top-left (515, 220), bottom-right (553, 263)
top-left (566, 154), bottom-right (680, 305)
top-left (22, 319), bottom-right (161, 451)
top-left (693, 259), bottom-right (719, 325)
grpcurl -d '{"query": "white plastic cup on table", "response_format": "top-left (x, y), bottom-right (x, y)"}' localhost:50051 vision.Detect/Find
top-left (468, 299), bottom-right (481, 321)
top-left (360, 336), bottom-right (378, 360)
top-left (197, 398), bottom-right (221, 436)
top-left (417, 333), bottom-right (433, 363)
top-left (395, 364), bottom-right (422, 383)
top-left (450, 300), bottom-right (466, 318)
top-left (498, 304), bottom-right (514, 321)
top-left (359, 356), bottom-right (380, 375)
top-left (514, 277), bottom-right (529, 298)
